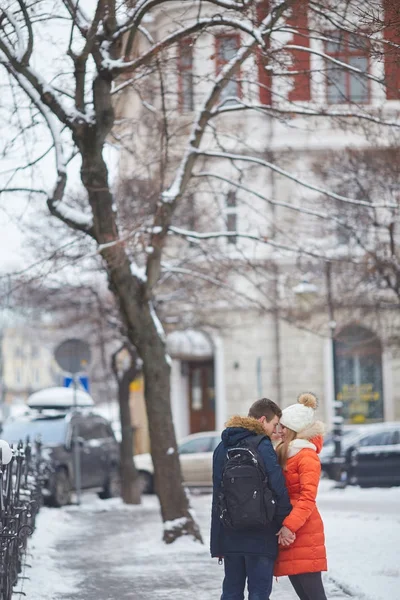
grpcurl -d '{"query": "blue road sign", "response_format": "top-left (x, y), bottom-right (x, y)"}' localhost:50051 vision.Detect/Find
top-left (63, 375), bottom-right (90, 392)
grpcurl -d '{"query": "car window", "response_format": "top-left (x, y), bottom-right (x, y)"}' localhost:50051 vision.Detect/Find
top-left (179, 437), bottom-right (213, 454)
top-left (392, 430), bottom-right (400, 445)
top-left (77, 417), bottom-right (113, 440)
top-left (1, 417), bottom-right (67, 445)
top-left (76, 418), bottom-right (96, 441)
top-left (91, 419), bottom-right (112, 439)
top-left (359, 431), bottom-right (394, 447)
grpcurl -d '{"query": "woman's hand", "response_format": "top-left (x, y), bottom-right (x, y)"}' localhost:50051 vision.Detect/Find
top-left (277, 526), bottom-right (296, 546)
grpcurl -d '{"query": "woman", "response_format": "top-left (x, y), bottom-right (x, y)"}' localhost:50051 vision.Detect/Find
top-left (274, 392), bottom-right (328, 600)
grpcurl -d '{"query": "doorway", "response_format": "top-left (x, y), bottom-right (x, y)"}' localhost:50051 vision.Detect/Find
top-left (188, 360), bottom-right (216, 433)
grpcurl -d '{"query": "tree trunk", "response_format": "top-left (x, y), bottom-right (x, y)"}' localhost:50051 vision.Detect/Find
top-left (111, 346), bottom-right (141, 505)
top-left (141, 326), bottom-right (202, 544)
top-left (80, 130), bottom-right (202, 542)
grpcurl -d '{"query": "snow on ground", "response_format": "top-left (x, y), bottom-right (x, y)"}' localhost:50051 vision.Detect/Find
top-left (317, 480), bottom-right (400, 600)
top-left (19, 507), bottom-right (84, 600)
top-left (21, 483), bottom-right (400, 600)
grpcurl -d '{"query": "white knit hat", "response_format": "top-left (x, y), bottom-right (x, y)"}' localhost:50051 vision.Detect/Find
top-left (280, 392), bottom-right (318, 433)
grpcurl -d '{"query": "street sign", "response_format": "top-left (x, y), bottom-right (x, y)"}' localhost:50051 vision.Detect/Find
top-left (54, 338), bottom-right (91, 374)
top-left (63, 375), bottom-right (90, 392)
top-left (55, 338), bottom-right (92, 507)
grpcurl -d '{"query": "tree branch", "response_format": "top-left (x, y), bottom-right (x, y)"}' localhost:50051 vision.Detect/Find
top-left (168, 226), bottom-right (355, 263)
top-left (195, 150), bottom-right (398, 210)
top-left (143, 0), bottom-right (291, 295)
top-left (104, 16), bottom-right (265, 75)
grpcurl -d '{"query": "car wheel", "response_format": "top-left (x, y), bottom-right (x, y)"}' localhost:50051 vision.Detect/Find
top-left (49, 468), bottom-right (72, 507)
top-left (138, 470), bottom-right (154, 494)
top-left (99, 466), bottom-right (121, 500)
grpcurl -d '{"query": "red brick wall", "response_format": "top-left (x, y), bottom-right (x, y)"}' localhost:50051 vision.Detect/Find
top-left (383, 0), bottom-right (400, 100)
top-left (287, 0), bottom-right (311, 102)
top-left (257, 0), bottom-right (272, 105)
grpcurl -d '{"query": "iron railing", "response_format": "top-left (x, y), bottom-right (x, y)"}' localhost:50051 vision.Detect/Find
top-left (0, 439), bottom-right (45, 600)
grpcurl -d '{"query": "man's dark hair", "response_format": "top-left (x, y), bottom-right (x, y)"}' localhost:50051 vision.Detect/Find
top-left (248, 398), bottom-right (282, 421)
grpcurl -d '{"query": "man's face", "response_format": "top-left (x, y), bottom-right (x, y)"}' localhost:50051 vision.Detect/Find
top-left (259, 414), bottom-right (280, 437)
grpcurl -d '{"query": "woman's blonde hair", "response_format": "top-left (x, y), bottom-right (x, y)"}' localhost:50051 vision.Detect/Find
top-left (276, 427), bottom-right (297, 469)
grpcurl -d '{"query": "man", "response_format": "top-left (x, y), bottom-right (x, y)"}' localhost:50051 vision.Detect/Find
top-left (210, 398), bottom-right (293, 600)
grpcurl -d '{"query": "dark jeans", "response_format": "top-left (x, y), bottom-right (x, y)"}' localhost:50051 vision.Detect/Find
top-left (288, 572), bottom-right (328, 600)
top-left (221, 555), bottom-right (274, 600)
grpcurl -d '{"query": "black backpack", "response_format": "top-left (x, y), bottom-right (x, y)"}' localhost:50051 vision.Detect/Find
top-left (217, 434), bottom-right (276, 530)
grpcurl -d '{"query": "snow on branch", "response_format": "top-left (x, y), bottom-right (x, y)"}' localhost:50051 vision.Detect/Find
top-left (6, 65), bottom-right (67, 177)
top-left (161, 1), bottom-right (289, 206)
top-left (102, 16), bottom-right (263, 74)
top-left (0, 25), bottom-right (71, 127)
top-left (194, 170), bottom-right (363, 239)
top-left (168, 226), bottom-right (347, 262)
top-left (195, 150), bottom-right (398, 210)
top-left (143, 0), bottom-right (291, 296)
top-left (49, 201), bottom-right (94, 231)
top-left (61, 0), bottom-right (91, 35)
top-left (160, 263), bottom-right (230, 289)
top-left (1, 65), bottom-right (94, 237)
top-left (204, 0), bottom-right (250, 8)
top-left (277, 45), bottom-right (386, 87)
top-left (149, 300), bottom-right (166, 343)
top-left (211, 101), bottom-right (400, 129)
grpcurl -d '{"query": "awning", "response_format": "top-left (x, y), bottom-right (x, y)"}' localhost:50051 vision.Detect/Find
top-left (166, 329), bottom-right (214, 360)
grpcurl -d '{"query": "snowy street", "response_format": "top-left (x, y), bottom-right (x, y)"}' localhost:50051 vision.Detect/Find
top-left (19, 480), bottom-right (400, 600)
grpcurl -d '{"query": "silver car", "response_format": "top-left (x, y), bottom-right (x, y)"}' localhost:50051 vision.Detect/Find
top-left (134, 431), bottom-right (221, 493)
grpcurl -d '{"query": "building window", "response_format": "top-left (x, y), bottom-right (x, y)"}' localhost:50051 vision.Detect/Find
top-left (178, 40), bottom-right (194, 113)
top-left (216, 34), bottom-right (241, 104)
top-left (225, 190), bottom-right (237, 244)
top-left (324, 32), bottom-right (370, 104)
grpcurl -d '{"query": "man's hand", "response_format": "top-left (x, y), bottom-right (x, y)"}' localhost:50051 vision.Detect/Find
top-left (277, 526), bottom-right (296, 546)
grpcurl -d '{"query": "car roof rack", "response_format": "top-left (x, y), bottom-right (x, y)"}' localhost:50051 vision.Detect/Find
top-left (27, 386), bottom-right (95, 411)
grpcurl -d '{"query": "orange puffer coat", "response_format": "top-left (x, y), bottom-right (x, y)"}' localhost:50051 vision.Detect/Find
top-left (274, 421), bottom-right (327, 577)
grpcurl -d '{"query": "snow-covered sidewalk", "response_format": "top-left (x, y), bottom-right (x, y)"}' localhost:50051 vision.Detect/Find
top-left (19, 482), bottom-right (400, 600)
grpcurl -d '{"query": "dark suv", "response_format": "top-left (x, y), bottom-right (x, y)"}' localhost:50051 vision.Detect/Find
top-left (0, 410), bottom-right (120, 506)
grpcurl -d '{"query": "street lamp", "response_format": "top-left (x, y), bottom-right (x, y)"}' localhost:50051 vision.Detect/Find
top-left (325, 262), bottom-right (345, 485)
top-left (293, 269), bottom-right (344, 484)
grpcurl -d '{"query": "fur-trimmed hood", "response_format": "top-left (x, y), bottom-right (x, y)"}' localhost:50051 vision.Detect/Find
top-left (221, 415), bottom-right (266, 448)
top-left (225, 415), bottom-right (266, 436)
top-left (288, 420), bottom-right (325, 457)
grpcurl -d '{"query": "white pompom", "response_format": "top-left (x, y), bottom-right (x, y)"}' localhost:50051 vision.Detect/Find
top-left (0, 440), bottom-right (13, 465)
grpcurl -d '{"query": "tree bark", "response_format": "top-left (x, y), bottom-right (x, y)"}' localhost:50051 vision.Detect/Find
top-left (77, 103), bottom-right (202, 541)
top-left (111, 345), bottom-right (141, 505)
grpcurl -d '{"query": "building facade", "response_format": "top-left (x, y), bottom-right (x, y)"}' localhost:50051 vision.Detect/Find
top-left (118, 0), bottom-right (400, 448)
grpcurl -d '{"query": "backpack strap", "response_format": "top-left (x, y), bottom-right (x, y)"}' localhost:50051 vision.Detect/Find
top-left (244, 434), bottom-right (268, 477)
top-left (245, 434), bottom-right (267, 449)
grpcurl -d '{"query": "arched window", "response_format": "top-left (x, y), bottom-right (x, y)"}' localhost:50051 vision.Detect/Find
top-left (335, 325), bottom-right (383, 424)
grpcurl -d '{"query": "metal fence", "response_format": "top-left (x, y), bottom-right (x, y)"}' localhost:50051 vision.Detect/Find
top-left (0, 439), bottom-right (45, 600)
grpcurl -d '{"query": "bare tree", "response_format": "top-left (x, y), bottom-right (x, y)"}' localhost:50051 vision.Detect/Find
top-left (0, 0), bottom-right (294, 543)
top-left (111, 342), bottom-right (141, 505)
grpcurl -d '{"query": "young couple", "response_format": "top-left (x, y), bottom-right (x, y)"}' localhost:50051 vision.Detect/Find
top-left (211, 393), bottom-right (327, 600)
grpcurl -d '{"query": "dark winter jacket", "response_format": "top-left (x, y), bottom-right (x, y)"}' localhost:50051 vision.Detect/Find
top-left (210, 416), bottom-right (292, 559)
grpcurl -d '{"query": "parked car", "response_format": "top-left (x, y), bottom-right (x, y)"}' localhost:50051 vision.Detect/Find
top-left (0, 387), bottom-right (120, 506)
top-left (320, 425), bottom-right (358, 478)
top-left (134, 431), bottom-right (221, 493)
top-left (320, 421), bottom-right (400, 486)
top-left (350, 425), bottom-right (400, 487)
